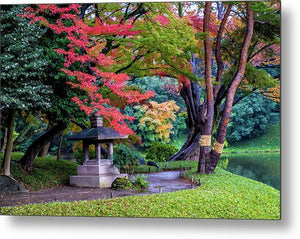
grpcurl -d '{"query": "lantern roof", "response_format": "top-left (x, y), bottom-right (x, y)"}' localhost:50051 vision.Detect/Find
top-left (67, 127), bottom-right (127, 141)
top-left (68, 113), bottom-right (128, 141)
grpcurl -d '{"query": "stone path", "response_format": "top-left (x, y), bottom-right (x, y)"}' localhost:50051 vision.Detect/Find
top-left (0, 171), bottom-right (193, 207)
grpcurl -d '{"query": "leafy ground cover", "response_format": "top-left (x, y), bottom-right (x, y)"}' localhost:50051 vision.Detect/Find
top-left (0, 167), bottom-right (280, 219)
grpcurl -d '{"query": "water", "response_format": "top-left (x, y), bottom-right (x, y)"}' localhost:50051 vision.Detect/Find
top-left (218, 153), bottom-right (280, 190)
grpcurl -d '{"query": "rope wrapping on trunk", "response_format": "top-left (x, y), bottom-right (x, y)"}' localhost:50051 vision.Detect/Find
top-left (212, 140), bottom-right (224, 154)
top-left (199, 135), bottom-right (211, 147)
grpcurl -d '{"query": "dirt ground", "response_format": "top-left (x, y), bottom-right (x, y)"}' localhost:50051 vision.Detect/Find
top-left (0, 171), bottom-right (194, 207)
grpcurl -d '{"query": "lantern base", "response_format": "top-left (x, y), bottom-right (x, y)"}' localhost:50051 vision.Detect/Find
top-left (70, 159), bottom-right (127, 188)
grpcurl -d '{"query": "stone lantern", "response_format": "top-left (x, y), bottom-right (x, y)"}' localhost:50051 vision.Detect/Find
top-left (68, 112), bottom-right (128, 188)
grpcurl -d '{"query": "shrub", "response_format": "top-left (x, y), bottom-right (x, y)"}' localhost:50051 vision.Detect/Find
top-left (131, 174), bottom-right (149, 191)
top-left (145, 142), bottom-right (178, 162)
top-left (113, 144), bottom-right (140, 174)
top-left (226, 93), bottom-right (279, 143)
top-left (111, 177), bottom-right (133, 191)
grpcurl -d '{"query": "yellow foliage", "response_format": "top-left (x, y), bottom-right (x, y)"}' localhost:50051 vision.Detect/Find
top-left (138, 100), bottom-right (180, 142)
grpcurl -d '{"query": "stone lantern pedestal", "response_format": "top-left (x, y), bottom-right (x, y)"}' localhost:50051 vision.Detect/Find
top-left (70, 159), bottom-right (127, 188)
top-left (68, 113), bottom-right (128, 188)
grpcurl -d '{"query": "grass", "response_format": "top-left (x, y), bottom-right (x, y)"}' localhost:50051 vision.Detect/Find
top-left (0, 167), bottom-right (280, 219)
top-left (0, 152), bottom-right (77, 190)
top-left (224, 123), bottom-right (280, 153)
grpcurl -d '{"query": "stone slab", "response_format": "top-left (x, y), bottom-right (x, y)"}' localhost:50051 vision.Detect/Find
top-left (77, 164), bottom-right (119, 176)
top-left (85, 159), bottom-right (111, 165)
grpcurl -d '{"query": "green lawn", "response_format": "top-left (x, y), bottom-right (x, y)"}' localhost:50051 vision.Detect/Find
top-left (0, 167), bottom-right (280, 219)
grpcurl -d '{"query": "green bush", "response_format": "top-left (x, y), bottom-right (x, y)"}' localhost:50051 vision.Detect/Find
top-left (131, 174), bottom-right (149, 191)
top-left (145, 142), bottom-right (178, 162)
top-left (111, 177), bottom-right (133, 191)
top-left (226, 93), bottom-right (279, 143)
top-left (113, 144), bottom-right (140, 174)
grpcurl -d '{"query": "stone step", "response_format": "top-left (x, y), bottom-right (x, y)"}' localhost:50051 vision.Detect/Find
top-left (77, 164), bottom-right (120, 176)
top-left (85, 159), bottom-right (112, 166)
top-left (70, 174), bottom-right (127, 188)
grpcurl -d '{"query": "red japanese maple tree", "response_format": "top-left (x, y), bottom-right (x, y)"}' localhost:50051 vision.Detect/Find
top-left (23, 4), bottom-right (154, 135)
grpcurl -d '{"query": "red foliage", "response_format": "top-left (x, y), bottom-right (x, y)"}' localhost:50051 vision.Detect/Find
top-left (22, 4), bottom-right (154, 135)
top-left (178, 74), bottom-right (191, 90)
top-left (155, 15), bottom-right (170, 25)
top-left (189, 15), bottom-right (218, 35)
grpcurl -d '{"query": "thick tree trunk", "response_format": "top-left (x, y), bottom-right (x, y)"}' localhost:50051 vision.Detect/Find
top-left (206, 4), bottom-right (254, 173)
top-left (168, 126), bottom-right (201, 161)
top-left (19, 122), bottom-right (67, 172)
top-left (168, 82), bottom-right (202, 161)
top-left (0, 127), bottom-right (8, 153)
top-left (38, 142), bottom-right (51, 157)
top-left (1, 109), bottom-right (16, 176)
top-left (197, 2), bottom-right (214, 174)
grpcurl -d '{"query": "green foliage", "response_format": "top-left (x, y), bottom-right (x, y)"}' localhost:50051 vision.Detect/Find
top-left (1, 167), bottom-right (280, 219)
top-left (131, 174), bottom-right (149, 191)
top-left (222, 64), bottom-right (276, 89)
top-left (0, 5), bottom-right (52, 112)
top-left (226, 93), bottom-right (279, 143)
top-left (113, 144), bottom-right (140, 174)
top-left (145, 142), bottom-right (178, 162)
top-left (111, 177), bottom-right (133, 191)
top-left (250, 1), bottom-right (280, 43)
top-left (225, 123), bottom-right (280, 153)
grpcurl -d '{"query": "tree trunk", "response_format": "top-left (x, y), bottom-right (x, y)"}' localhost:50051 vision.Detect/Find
top-left (57, 133), bottom-right (63, 160)
top-left (38, 142), bottom-right (51, 158)
top-left (0, 127), bottom-right (8, 153)
top-left (1, 109), bottom-right (16, 176)
top-left (197, 2), bottom-right (214, 174)
top-left (206, 4), bottom-right (254, 173)
top-left (19, 122), bottom-right (67, 172)
top-left (168, 82), bottom-right (202, 161)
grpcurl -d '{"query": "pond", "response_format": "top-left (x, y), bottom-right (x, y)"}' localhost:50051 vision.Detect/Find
top-left (218, 153), bottom-right (280, 190)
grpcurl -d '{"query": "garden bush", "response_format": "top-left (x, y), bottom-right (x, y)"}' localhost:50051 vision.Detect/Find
top-left (131, 174), bottom-right (149, 191)
top-left (145, 142), bottom-right (178, 162)
top-left (111, 177), bottom-right (133, 191)
top-left (226, 93), bottom-right (279, 143)
top-left (113, 144), bottom-right (140, 174)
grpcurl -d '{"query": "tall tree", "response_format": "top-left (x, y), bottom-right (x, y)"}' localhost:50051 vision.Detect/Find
top-left (128, 1), bottom-right (279, 173)
top-left (19, 3), bottom-right (155, 171)
top-left (0, 5), bottom-right (52, 175)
